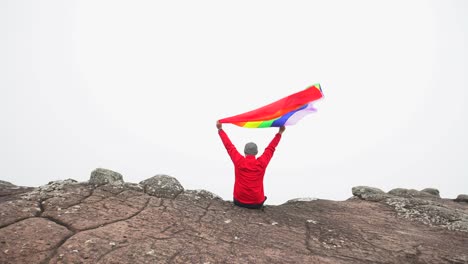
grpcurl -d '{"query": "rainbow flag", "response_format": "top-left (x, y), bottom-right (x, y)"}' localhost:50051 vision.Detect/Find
top-left (219, 84), bottom-right (323, 128)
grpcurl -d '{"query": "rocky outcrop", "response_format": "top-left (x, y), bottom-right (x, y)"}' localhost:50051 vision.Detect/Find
top-left (352, 186), bottom-right (468, 233)
top-left (387, 188), bottom-right (438, 199)
top-left (1, 172), bottom-right (467, 264)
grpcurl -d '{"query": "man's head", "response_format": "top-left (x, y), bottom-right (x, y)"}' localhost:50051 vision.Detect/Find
top-left (244, 142), bottom-right (258, 156)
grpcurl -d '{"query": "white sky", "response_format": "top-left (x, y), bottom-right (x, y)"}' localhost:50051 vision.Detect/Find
top-left (1, 0), bottom-right (467, 205)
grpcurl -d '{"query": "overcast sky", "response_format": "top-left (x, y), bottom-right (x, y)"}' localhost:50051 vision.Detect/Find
top-left (1, 0), bottom-right (467, 205)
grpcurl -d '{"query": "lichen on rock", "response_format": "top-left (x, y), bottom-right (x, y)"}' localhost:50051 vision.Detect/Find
top-left (139, 174), bottom-right (184, 199)
top-left (388, 188), bottom-right (436, 199)
top-left (351, 186), bottom-right (389, 202)
top-left (180, 189), bottom-right (222, 201)
top-left (89, 168), bottom-right (124, 186)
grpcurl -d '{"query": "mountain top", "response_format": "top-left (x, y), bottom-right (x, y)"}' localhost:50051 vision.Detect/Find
top-left (1, 168), bottom-right (467, 263)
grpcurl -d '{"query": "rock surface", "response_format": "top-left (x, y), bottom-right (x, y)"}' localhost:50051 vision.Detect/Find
top-left (1, 174), bottom-right (467, 264)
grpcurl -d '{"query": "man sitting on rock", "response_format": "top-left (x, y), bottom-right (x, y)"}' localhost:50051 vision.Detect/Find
top-left (216, 120), bottom-right (285, 209)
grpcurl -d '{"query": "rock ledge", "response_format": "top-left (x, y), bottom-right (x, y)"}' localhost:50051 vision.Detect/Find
top-left (1, 170), bottom-right (467, 264)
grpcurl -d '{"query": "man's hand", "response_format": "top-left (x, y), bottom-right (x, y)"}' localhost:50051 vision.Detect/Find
top-left (216, 120), bottom-right (222, 130)
top-left (278, 125), bottom-right (286, 134)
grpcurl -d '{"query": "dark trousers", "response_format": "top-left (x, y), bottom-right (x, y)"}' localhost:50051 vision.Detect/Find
top-left (233, 196), bottom-right (267, 209)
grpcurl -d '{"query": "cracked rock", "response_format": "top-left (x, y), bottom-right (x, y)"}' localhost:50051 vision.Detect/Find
top-left (1, 177), bottom-right (467, 264)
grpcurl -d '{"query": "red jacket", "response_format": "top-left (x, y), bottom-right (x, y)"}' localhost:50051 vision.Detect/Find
top-left (218, 129), bottom-right (282, 204)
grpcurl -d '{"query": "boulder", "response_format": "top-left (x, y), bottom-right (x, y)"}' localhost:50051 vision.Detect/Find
top-left (455, 194), bottom-right (468, 203)
top-left (89, 168), bottom-right (123, 186)
top-left (0, 180), bottom-right (14, 187)
top-left (421, 188), bottom-right (440, 197)
top-left (139, 174), bottom-right (184, 199)
top-left (388, 188), bottom-right (435, 199)
top-left (352, 186), bottom-right (388, 201)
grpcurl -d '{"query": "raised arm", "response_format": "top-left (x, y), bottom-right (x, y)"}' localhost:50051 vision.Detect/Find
top-left (217, 121), bottom-right (242, 163)
top-left (258, 126), bottom-right (285, 166)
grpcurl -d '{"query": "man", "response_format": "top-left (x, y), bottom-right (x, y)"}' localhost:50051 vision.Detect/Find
top-left (216, 120), bottom-right (285, 209)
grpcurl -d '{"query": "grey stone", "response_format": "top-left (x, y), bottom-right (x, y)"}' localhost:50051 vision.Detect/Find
top-left (139, 174), bottom-right (184, 199)
top-left (388, 188), bottom-right (435, 199)
top-left (421, 188), bottom-right (440, 197)
top-left (352, 186), bottom-right (388, 202)
top-left (455, 194), bottom-right (468, 203)
top-left (0, 180), bottom-right (15, 187)
top-left (89, 168), bottom-right (123, 186)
